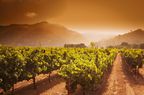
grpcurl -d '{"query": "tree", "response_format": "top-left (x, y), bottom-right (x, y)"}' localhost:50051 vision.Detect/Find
top-left (90, 42), bottom-right (97, 48)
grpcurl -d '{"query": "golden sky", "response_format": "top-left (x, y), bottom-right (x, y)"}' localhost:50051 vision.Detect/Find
top-left (0, 0), bottom-right (144, 40)
top-left (50, 0), bottom-right (144, 30)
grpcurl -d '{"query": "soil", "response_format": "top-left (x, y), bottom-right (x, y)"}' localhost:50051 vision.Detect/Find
top-left (14, 71), bottom-right (67, 95)
top-left (102, 54), bottom-right (144, 95)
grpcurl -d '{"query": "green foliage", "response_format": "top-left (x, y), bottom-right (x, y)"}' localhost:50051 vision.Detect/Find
top-left (121, 49), bottom-right (144, 69)
top-left (0, 46), bottom-right (117, 94)
top-left (0, 47), bottom-right (67, 93)
top-left (58, 48), bottom-right (117, 93)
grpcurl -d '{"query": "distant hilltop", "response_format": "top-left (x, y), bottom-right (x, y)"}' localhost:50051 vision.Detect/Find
top-left (98, 29), bottom-right (144, 47)
top-left (0, 21), bottom-right (85, 47)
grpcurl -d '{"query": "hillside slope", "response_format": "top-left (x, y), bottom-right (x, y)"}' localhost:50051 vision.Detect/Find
top-left (98, 29), bottom-right (144, 47)
top-left (0, 22), bottom-right (85, 46)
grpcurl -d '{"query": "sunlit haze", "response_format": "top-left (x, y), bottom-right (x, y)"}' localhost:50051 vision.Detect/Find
top-left (66, 28), bottom-right (127, 41)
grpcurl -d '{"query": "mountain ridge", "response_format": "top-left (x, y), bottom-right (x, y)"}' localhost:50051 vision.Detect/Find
top-left (98, 29), bottom-right (144, 47)
top-left (0, 21), bottom-right (85, 46)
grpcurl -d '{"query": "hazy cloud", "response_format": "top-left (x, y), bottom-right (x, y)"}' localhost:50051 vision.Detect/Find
top-left (26, 12), bottom-right (37, 18)
top-left (0, 0), bottom-right (66, 25)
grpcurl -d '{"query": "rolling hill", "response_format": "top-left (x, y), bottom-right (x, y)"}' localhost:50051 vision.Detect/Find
top-left (0, 22), bottom-right (85, 46)
top-left (98, 29), bottom-right (144, 47)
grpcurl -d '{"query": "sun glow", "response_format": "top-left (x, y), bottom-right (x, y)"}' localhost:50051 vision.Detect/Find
top-left (70, 28), bottom-right (127, 42)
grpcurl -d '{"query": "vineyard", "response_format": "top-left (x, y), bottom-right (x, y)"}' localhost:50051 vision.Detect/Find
top-left (0, 46), bottom-right (144, 95)
top-left (121, 49), bottom-right (144, 69)
top-left (121, 49), bottom-right (144, 79)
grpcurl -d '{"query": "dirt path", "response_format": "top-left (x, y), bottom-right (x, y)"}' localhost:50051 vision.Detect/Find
top-left (103, 54), bottom-right (144, 95)
top-left (102, 54), bottom-right (129, 95)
